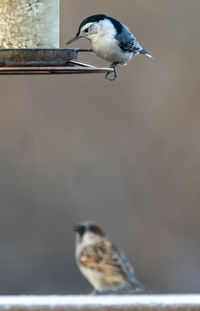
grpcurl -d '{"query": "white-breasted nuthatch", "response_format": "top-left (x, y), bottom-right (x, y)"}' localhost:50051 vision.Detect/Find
top-left (66, 14), bottom-right (152, 81)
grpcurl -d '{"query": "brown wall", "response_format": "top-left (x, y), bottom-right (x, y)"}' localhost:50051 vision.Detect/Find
top-left (0, 0), bottom-right (199, 294)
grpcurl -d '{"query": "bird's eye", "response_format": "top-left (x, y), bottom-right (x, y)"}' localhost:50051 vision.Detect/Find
top-left (78, 226), bottom-right (85, 237)
top-left (84, 28), bottom-right (89, 33)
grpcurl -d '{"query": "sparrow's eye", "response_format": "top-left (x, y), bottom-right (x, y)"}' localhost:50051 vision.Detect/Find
top-left (74, 224), bottom-right (85, 237)
top-left (78, 226), bottom-right (85, 236)
top-left (84, 28), bottom-right (89, 33)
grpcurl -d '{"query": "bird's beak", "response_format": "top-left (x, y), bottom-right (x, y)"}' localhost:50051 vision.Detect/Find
top-left (66, 35), bottom-right (79, 45)
top-left (74, 222), bottom-right (84, 232)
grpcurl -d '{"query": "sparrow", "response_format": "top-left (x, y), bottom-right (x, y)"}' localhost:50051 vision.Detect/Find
top-left (74, 221), bottom-right (147, 295)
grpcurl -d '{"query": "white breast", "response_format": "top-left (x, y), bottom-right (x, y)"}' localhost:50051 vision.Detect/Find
top-left (79, 265), bottom-right (105, 292)
top-left (90, 20), bottom-right (133, 65)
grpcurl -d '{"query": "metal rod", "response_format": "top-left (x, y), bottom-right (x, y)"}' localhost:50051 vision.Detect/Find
top-left (69, 60), bottom-right (96, 68)
top-left (0, 66), bottom-right (114, 75)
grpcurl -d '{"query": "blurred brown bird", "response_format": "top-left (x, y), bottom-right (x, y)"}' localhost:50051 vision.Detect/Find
top-left (74, 221), bottom-right (147, 295)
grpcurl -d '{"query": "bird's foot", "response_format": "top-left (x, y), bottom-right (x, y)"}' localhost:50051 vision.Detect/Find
top-left (89, 289), bottom-right (97, 296)
top-left (105, 64), bottom-right (118, 81)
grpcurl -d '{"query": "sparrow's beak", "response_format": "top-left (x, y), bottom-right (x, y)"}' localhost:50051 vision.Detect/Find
top-left (66, 35), bottom-right (79, 45)
top-left (74, 222), bottom-right (84, 232)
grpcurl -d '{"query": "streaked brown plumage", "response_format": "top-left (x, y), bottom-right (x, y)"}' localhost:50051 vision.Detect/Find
top-left (74, 222), bottom-right (147, 294)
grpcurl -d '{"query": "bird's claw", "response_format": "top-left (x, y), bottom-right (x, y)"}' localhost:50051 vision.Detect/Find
top-left (89, 289), bottom-right (97, 296)
top-left (105, 66), bottom-right (118, 81)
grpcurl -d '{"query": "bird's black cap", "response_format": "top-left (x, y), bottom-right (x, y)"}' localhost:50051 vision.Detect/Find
top-left (77, 14), bottom-right (106, 35)
top-left (74, 221), bottom-right (105, 237)
top-left (77, 14), bottom-right (123, 36)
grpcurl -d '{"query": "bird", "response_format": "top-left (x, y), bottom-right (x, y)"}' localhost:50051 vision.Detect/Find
top-left (66, 14), bottom-right (152, 81)
top-left (74, 221), bottom-right (147, 295)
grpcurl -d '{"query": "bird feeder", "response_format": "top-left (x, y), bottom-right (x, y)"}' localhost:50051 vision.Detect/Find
top-left (0, 0), bottom-right (113, 76)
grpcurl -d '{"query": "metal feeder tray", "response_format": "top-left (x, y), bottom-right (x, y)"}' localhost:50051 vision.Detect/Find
top-left (0, 49), bottom-right (114, 75)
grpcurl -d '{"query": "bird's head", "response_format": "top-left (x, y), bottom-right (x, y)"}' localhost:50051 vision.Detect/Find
top-left (66, 14), bottom-right (118, 44)
top-left (74, 221), bottom-right (105, 246)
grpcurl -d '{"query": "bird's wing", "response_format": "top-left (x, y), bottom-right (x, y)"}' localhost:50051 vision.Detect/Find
top-left (78, 240), bottom-right (142, 289)
top-left (119, 36), bottom-right (136, 52)
top-left (110, 244), bottom-right (146, 290)
top-left (78, 240), bottom-right (123, 274)
top-left (116, 25), bottom-right (141, 53)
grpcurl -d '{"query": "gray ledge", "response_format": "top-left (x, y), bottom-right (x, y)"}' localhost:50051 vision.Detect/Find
top-left (0, 295), bottom-right (199, 311)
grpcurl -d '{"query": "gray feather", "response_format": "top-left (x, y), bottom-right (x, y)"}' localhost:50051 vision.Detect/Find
top-left (111, 244), bottom-right (146, 291)
top-left (116, 24), bottom-right (141, 55)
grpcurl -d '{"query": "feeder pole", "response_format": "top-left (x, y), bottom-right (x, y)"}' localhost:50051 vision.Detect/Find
top-left (0, 0), bottom-right (59, 48)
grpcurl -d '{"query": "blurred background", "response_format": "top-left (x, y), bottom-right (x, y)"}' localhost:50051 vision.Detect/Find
top-left (0, 0), bottom-right (200, 294)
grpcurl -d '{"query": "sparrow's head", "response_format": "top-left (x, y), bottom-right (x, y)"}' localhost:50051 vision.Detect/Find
top-left (74, 221), bottom-right (105, 246)
top-left (66, 14), bottom-right (117, 45)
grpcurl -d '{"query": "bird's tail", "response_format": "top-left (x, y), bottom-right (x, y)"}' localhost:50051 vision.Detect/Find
top-left (140, 49), bottom-right (153, 58)
top-left (127, 279), bottom-right (151, 294)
